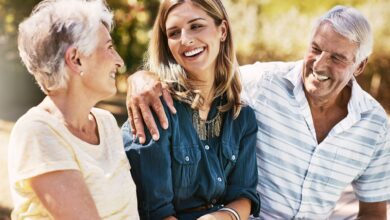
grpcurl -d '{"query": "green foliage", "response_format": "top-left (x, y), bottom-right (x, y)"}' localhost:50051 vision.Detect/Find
top-left (107, 0), bottom-right (159, 74)
top-left (0, 0), bottom-right (159, 70)
top-left (0, 0), bottom-right (41, 35)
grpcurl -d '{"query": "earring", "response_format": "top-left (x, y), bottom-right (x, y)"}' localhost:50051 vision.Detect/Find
top-left (80, 71), bottom-right (84, 76)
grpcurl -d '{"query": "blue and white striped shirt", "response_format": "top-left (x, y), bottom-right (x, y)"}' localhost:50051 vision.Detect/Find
top-left (240, 61), bottom-right (390, 219)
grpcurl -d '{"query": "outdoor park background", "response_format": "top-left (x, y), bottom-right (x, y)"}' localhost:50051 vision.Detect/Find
top-left (0, 0), bottom-right (389, 219)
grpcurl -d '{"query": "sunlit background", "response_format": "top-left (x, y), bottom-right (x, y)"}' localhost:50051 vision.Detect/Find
top-left (0, 0), bottom-right (389, 219)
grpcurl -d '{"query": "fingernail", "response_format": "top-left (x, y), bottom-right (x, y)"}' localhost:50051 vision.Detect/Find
top-left (152, 134), bottom-right (159, 141)
top-left (162, 123), bottom-right (168, 129)
top-left (139, 137), bottom-right (145, 144)
top-left (132, 134), bottom-right (136, 139)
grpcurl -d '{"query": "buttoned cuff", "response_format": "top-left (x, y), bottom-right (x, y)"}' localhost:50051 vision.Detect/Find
top-left (224, 186), bottom-right (261, 217)
top-left (150, 203), bottom-right (176, 219)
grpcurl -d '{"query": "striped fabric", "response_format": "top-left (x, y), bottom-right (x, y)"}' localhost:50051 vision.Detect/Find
top-left (240, 61), bottom-right (390, 219)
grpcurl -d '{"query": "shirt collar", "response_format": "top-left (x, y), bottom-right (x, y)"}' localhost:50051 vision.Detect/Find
top-left (284, 60), bottom-right (375, 134)
top-left (283, 60), bottom-right (375, 115)
top-left (348, 77), bottom-right (375, 115)
top-left (284, 60), bottom-right (304, 88)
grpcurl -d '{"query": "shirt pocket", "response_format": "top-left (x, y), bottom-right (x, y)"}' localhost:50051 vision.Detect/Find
top-left (327, 146), bottom-right (372, 188)
top-left (172, 145), bottom-right (201, 188)
top-left (221, 144), bottom-right (239, 174)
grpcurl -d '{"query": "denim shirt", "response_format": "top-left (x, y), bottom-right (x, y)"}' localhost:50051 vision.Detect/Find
top-left (122, 98), bottom-right (260, 219)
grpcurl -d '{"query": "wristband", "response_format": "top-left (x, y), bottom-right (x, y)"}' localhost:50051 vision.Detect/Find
top-left (219, 207), bottom-right (240, 220)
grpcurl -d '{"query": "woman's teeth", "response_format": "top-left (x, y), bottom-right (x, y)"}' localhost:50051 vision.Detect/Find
top-left (184, 47), bottom-right (204, 57)
top-left (312, 72), bottom-right (329, 81)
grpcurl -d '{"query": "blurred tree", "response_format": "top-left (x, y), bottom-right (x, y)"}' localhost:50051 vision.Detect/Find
top-left (0, 0), bottom-right (44, 120)
top-left (0, 0), bottom-right (160, 92)
top-left (108, 0), bottom-right (158, 70)
top-left (0, 0), bottom-right (160, 121)
top-left (0, 0), bottom-right (389, 120)
top-left (225, 0), bottom-right (390, 112)
top-left (106, 0), bottom-right (159, 93)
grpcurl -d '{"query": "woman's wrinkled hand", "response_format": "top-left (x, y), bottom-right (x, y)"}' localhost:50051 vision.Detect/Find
top-left (126, 70), bottom-right (176, 144)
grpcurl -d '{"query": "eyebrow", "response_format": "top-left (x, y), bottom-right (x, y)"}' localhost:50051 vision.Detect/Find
top-left (333, 53), bottom-right (348, 60)
top-left (312, 42), bottom-right (320, 49)
top-left (106, 39), bottom-right (112, 44)
top-left (312, 42), bottom-right (348, 60)
top-left (166, 17), bottom-right (206, 31)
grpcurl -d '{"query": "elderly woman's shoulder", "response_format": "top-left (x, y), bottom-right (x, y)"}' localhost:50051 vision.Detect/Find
top-left (10, 107), bottom-right (59, 138)
top-left (14, 107), bottom-right (51, 125)
top-left (90, 107), bottom-right (117, 126)
top-left (91, 107), bottom-right (115, 118)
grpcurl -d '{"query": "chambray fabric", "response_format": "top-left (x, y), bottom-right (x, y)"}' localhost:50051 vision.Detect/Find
top-left (122, 97), bottom-right (260, 220)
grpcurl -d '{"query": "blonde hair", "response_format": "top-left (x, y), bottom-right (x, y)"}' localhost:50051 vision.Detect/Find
top-left (18, 0), bottom-right (113, 94)
top-left (146, 0), bottom-right (242, 118)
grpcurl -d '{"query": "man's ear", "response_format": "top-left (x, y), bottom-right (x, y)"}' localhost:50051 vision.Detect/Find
top-left (353, 58), bottom-right (368, 77)
top-left (65, 47), bottom-right (82, 74)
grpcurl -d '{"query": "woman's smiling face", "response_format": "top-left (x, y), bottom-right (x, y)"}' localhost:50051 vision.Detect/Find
top-left (165, 1), bottom-right (227, 80)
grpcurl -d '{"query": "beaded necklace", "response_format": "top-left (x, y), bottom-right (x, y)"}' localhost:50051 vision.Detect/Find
top-left (192, 106), bottom-right (222, 140)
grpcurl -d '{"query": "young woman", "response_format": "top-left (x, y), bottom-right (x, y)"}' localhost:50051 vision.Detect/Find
top-left (8, 0), bottom-right (138, 219)
top-left (122, 0), bottom-right (260, 219)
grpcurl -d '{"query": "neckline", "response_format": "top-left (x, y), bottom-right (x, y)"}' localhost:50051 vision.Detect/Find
top-left (29, 107), bottom-right (104, 147)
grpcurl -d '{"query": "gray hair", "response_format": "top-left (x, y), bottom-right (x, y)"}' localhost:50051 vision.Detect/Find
top-left (18, 0), bottom-right (113, 94)
top-left (313, 5), bottom-right (373, 63)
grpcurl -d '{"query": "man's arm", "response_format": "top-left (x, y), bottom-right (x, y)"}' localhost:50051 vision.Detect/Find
top-left (354, 121), bottom-right (390, 220)
top-left (126, 70), bottom-right (176, 143)
top-left (357, 201), bottom-right (387, 220)
top-left (126, 61), bottom-right (296, 143)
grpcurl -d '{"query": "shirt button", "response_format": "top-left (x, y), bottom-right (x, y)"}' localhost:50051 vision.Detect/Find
top-left (217, 177), bottom-right (222, 182)
top-left (231, 155), bottom-right (236, 160)
top-left (185, 156), bottom-right (190, 162)
top-left (211, 199), bottom-right (217, 204)
top-left (205, 145), bottom-right (210, 150)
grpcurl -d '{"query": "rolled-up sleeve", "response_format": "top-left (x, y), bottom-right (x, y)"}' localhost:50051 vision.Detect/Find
top-left (352, 122), bottom-right (390, 202)
top-left (122, 114), bottom-right (176, 219)
top-left (224, 107), bottom-right (260, 216)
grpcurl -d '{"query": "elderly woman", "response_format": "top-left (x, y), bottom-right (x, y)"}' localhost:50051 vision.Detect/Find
top-left (7, 0), bottom-right (138, 219)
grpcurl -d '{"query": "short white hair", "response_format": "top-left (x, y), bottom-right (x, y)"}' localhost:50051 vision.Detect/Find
top-left (18, 0), bottom-right (113, 94)
top-left (312, 5), bottom-right (373, 63)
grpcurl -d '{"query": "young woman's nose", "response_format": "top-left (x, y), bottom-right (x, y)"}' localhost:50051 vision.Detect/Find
top-left (180, 30), bottom-right (194, 46)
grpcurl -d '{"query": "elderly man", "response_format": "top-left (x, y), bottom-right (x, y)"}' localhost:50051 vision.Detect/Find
top-left (125, 5), bottom-right (390, 219)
